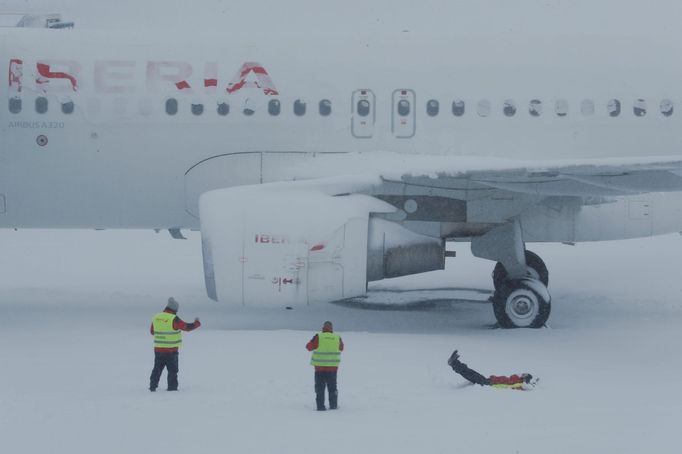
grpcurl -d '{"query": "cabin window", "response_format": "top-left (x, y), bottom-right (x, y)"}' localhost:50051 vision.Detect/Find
top-left (660, 99), bottom-right (674, 117)
top-left (165, 98), bottom-right (178, 115)
top-left (36, 96), bottom-right (48, 114)
top-left (268, 99), bottom-right (281, 116)
top-left (217, 101), bottom-right (229, 116)
top-left (243, 98), bottom-right (255, 116)
top-left (633, 99), bottom-right (646, 117)
top-left (398, 99), bottom-right (411, 116)
top-left (61, 101), bottom-right (74, 115)
top-left (426, 99), bottom-right (439, 117)
top-left (319, 99), bottom-right (332, 116)
top-left (529, 99), bottom-right (542, 117)
top-left (452, 100), bottom-right (465, 116)
top-left (555, 99), bottom-right (568, 117)
top-left (357, 99), bottom-right (370, 117)
top-left (503, 99), bottom-right (516, 117)
top-left (581, 99), bottom-right (595, 116)
top-left (607, 99), bottom-right (621, 117)
top-left (191, 103), bottom-right (204, 116)
top-left (294, 99), bottom-right (307, 116)
top-left (477, 99), bottom-right (490, 117)
top-left (9, 97), bottom-right (21, 114)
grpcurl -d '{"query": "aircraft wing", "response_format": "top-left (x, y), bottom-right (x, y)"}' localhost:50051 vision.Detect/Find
top-left (285, 152), bottom-right (682, 198)
top-left (439, 159), bottom-right (682, 197)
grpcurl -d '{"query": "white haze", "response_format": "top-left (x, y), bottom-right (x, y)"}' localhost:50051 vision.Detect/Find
top-left (2, 1), bottom-right (682, 453)
top-left (1, 0), bottom-right (681, 40)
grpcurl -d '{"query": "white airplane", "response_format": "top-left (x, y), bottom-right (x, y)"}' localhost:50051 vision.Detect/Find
top-left (2, 18), bottom-right (682, 328)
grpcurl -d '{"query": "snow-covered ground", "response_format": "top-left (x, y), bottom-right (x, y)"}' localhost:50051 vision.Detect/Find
top-left (2, 1), bottom-right (682, 452)
top-left (1, 229), bottom-right (681, 454)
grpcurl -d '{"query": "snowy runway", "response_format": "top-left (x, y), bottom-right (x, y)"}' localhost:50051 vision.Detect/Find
top-left (1, 230), bottom-right (681, 453)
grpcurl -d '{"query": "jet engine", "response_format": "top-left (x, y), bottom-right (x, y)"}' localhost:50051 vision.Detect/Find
top-left (199, 185), bottom-right (444, 306)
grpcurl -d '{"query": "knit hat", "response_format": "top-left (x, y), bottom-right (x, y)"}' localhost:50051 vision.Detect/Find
top-left (166, 297), bottom-right (179, 312)
top-left (322, 320), bottom-right (333, 331)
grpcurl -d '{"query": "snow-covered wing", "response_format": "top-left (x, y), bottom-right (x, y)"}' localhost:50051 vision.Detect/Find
top-left (288, 152), bottom-right (682, 197)
top-left (462, 161), bottom-right (682, 197)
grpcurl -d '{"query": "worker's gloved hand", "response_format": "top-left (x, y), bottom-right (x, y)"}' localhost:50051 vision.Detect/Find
top-left (194, 317), bottom-right (201, 327)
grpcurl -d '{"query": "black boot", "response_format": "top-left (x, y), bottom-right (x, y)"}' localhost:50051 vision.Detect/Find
top-left (314, 371), bottom-right (327, 411)
top-left (447, 350), bottom-right (460, 367)
top-left (316, 394), bottom-right (326, 411)
top-left (329, 390), bottom-right (338, 410)
top-left (449, 354), bottom-right (491, 386)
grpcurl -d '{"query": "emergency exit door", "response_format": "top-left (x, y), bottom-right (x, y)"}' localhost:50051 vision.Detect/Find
top-left (351, 89), bottom-right (375, 138)
top-left (392, 89), bottom-right (415, 138)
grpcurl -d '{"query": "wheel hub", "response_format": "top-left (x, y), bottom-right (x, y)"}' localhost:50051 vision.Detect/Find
top-left (506, 289), bottom-right (539, 322)
top-left (512, 297), bottom-right (533, 315)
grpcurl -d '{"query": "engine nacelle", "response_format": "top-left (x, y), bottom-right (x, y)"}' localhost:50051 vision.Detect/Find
top-left (367, 218), bottom-right (445, 281)
top-left (199, 185), bottom-right (445, 306)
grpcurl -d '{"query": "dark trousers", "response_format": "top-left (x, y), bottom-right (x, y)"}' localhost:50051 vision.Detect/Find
top-left (451, 359), bottom-right (490, 386)
top-left (150, 351), bottom-right (179, 391)
top-left (314, 370), bottom-right (338, 409)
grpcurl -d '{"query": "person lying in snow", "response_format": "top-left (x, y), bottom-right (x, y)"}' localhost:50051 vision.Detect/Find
top-left (447, 350), bottom-right (536, 390)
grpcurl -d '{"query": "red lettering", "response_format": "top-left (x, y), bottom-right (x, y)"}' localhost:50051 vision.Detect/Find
top-left (146, 61), bottom-right (193, 93)
top-left (227, 62), bottom-right (278, 95)
top-left (8, 59), bottom-right (22, 93)
top-left (203, 62), bottom-right (218, 91)
top-left (11, 58), bottom-right (278, 96)
top-left (256, 234), bottom-right (289, 244)
top-left (36, 60), bottom-right (80, 92)
top-left (175, 80), bottom-right (191, 90)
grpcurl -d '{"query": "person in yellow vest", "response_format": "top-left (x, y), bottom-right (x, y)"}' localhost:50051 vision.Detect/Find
top-left (149, 297), bottom-right (201, 392)
top-left (306, 321), bottom-right (344, 411)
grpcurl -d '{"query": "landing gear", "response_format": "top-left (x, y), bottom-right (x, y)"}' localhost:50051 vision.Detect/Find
top-left (492, 250), bottom-right (548, 291)
top-left (492, 278), bottom-right (551, 328)
top-left (491, 250), bottom-right (551, 327)
top-left (470, 221), bottom-right (552, 328)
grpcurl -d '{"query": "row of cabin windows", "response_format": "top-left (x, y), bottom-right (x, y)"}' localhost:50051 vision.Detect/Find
top-left (6, 97), bottom-right (334, 117)
top-left (9, 97), bottom-right (76, 115)
top-left (166, 98), bottom-right (332, 117)
top-left (425, 98), bottom-right (674, 118)
top-left (7, 96), bottom-right (677, 119)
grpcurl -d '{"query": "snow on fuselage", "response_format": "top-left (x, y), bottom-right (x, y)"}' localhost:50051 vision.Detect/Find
top-left (1, 28), bottom-right (682, 229)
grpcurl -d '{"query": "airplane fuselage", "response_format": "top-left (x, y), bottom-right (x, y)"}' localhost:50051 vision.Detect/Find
top-left (2, 28), bottom-right (682, 229)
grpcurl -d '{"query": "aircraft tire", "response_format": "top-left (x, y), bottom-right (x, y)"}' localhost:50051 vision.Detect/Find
top-left (492, 278), bottom-right (551, 328)
top-left (492, 250), bottom-right (548, 291)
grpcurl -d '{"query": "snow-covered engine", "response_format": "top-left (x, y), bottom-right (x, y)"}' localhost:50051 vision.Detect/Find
top-left (199, 185), bottom-right (444, 306)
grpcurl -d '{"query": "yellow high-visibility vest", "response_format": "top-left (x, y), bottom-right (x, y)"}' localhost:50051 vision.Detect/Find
top-left (152, 312), bottom-right (182, 349)
top-left (310, 332), bottom-right (341, 367)
top-left (492, 383), bottom-right (525, 390)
